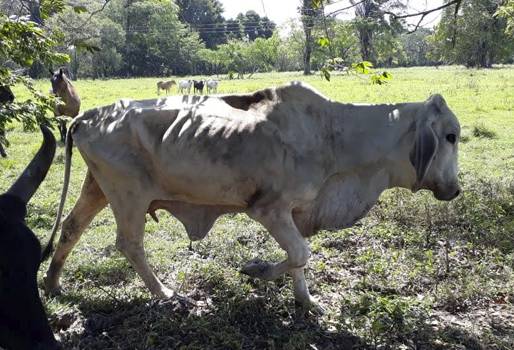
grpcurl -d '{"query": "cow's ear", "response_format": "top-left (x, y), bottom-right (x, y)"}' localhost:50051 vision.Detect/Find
top-left (426, 94), bottom-right (446, 114)
top-left (410, 119), bottom-right (439, 187)
top-left (59, 68), bottom-right (64, 77)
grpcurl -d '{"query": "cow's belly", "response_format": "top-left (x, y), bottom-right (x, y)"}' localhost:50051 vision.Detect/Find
top-left (153, 167), bottom-right (258, 207)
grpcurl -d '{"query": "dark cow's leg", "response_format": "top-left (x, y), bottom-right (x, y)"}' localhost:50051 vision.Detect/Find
top-left (244, 204), bottom-right (316, 308)
top-left (44, 171), bottom-right (107, 295)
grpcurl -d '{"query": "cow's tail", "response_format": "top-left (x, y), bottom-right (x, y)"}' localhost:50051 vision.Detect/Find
top-left (41, 121), bottom-right (75, 262)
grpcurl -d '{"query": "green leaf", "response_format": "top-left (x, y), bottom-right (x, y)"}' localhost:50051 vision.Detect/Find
top-left (362, 61), bottom-right (374, 69)
top-left (73, 6), bottom-right (88, 14)
top-left (320, 67), bottom-right (331, 81)
top-left (317, 37), bottom-right (330, 47)
top-left (312, 0), bottom-right (324, 10)
top-left (352, 62), bottom-right (371, 74)
top-left (382, 71), bottom-right (392, 79)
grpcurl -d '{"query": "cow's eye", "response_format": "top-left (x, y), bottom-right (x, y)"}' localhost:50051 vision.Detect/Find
top-left (446, 133), bottom-right (456, 144)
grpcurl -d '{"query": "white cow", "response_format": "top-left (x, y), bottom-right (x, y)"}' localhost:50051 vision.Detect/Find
top-left (178, 79), bottom-right (192, 95)
top-left (44, 82), bottom-right (461, 310)
top-left (206, 79), bottom-right (219, 94)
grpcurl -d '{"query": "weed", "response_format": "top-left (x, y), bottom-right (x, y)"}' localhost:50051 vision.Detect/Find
top-left (473, 123), bottom-right (497, 139)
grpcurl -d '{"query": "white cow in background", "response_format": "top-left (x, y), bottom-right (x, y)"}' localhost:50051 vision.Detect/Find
top-left (178, 80), bottom-right (192, 95)
top-left (206, 79), bottom-right (219, 94)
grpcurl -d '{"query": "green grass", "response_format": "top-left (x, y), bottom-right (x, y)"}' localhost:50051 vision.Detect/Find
top-left (2, 66), bottom-right (514, 349)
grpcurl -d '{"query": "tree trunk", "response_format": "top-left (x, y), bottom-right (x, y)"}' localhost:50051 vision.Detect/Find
top-left (27, 0), bottom-right (42, 25)
top-left (303, 29), bottom-right (312, 75)
top-left (359, 29), bottom-right (374, 63)
top-left (301, 0), bottom-right (315, 75)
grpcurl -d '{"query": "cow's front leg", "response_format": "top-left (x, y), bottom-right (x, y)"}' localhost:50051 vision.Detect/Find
top-left (243, 207), bottom-right (316, 308)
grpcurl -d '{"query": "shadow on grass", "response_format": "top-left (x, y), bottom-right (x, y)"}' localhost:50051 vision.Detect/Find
top-left (49, 262), bottom-right (514, 350)
top-left (54, 281), bottom-right (361, 349)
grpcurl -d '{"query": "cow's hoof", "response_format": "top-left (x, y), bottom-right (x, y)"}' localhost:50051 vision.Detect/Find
top-left (43, 277), bottom-right (62, 297)
top-left (156, 287), bottom-right (175, 299)
top-left (240, 258), bottom-right (274, 280)
top-left (295, 297), bottom-right (325, 316)
top-left (308, 301), bottom-right (325, 316)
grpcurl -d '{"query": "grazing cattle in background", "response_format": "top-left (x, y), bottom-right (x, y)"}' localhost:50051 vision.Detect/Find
top-left (0, 85), bottom-right (15, 158)
top-left (50, 68), bottom-right (81, 143)
top-left (193, 80), bottom-right (205, 95)
top-left (44, 82), bottom-right (461, 310)
top-left (156, 80), bottom-right (176, 95)
top-left (178, 79), bottom-right (192, 95)
top-left (206, 79), bottom-right (219, 94)
top-left (0, 125), bottom-right (59, 350)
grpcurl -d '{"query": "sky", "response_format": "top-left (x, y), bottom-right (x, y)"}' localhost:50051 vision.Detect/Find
top-left (220, 0), bottom-right (445, 30)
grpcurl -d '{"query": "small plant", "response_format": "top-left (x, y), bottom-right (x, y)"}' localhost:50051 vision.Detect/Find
top-left (340, 292), bottom-right (430, 348)
top-left (472, 123), bottom-right (497, 139)
top-left (460, 134), bottom-right (471, 143)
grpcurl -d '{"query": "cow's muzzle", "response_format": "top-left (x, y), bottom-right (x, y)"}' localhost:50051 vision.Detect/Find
top-left (433, 184), bottom-right (461, 201)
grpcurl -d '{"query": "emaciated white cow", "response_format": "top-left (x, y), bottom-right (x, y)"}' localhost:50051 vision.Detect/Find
top-left (44, 82), bottom-right (461, 310)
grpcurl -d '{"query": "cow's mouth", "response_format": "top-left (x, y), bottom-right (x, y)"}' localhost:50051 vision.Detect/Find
top-left (433, 185), bottom-right (461, 201)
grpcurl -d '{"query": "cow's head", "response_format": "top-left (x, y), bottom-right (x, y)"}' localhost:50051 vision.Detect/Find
top-left (410, 94), bottom-right (461, 201)
top-left (49, 68), bottom-right (66, 95)
top-left (0, 126), bottom-right (59, 350)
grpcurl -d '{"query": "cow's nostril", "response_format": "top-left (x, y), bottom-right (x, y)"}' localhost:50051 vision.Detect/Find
top-left (454, 189), bottom-right (460, 197)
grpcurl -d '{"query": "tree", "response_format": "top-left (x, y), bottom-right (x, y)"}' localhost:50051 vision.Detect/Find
top-left (111, 0), bottom-right (204, 76)
top-left (350, 0), bottom-right (404, 64)
top-left (400, 28), bottom-right (435, 66)
top-left (198, 48), bottom-right (225, 75)
top-left (176, 0), bottom-right (227, 48)
top-left (496, 0), bottom-right (514, 35)
top-left (275, 20), bottom-right (305, 71)
top-left (431, 0), bottom-right (513, 67)
top-left (225, 18), bottom-right (242, 40)
top-left (300, 0), bottom-right (321, 75)
top-left (236, 11), bottom-right (276, 41)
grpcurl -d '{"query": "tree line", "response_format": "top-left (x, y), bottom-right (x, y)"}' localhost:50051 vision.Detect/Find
top-left (1, 0), bottom-right (512, 80)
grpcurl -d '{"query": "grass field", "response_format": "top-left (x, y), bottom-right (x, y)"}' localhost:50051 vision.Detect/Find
top-left (2, 66), bottom-right (514, 349)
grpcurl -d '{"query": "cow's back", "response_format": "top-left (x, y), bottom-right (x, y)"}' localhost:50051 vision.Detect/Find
top-left (73, 97), bottom-right (287, 206)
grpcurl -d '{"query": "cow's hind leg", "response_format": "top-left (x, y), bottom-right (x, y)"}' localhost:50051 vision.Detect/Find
top-left (111, 200), bottom-right (174, 298)
top-left (44, 171), bottom-right (108, 295)
top-left (244, 206), bottom-right (316, 308)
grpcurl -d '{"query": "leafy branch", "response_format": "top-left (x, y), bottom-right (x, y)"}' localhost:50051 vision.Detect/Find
top-left (0, 12), bottom-right (69, 151)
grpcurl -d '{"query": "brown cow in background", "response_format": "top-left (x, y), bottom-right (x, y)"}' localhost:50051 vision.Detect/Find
top-left (50, 68), bottom-right (80, 142)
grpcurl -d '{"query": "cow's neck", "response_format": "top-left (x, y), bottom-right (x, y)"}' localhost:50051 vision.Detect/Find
top-left (327, 101), bottom-right (420, 191)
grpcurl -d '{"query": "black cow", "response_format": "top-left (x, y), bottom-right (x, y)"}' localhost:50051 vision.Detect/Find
top-left (0, 125), bottom-right (59, 350)
top-left (0, 85), bottom-right (14, 158)
top-left (193, 80), bottom-right (205, 94)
